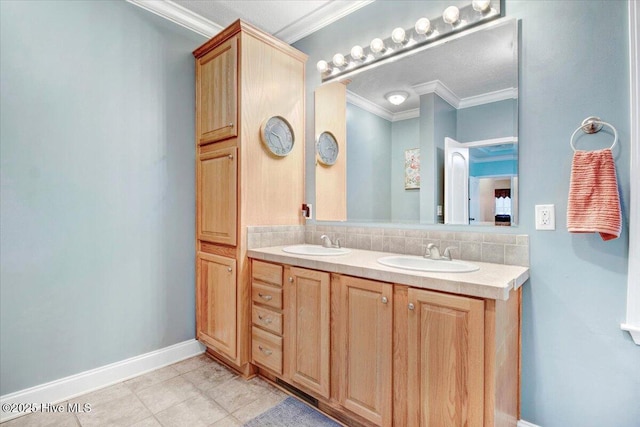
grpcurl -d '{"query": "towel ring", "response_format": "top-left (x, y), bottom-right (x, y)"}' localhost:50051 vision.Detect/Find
top-left (570, 116), bottom-right (618, 152)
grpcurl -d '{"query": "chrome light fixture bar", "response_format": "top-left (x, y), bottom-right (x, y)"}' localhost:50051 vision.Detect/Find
top-left (317, 0), bottom-right (504, 82)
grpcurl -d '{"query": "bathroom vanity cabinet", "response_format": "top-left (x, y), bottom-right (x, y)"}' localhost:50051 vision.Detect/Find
top-left (248, 254), bottom-right (523, 427)
top-left (286, 266), bottom-right (331, 398)
top-left (193, 20), bottom-right (306, 374)
top-left (406, 288), bottom-right (485, 426)
top-left (333, 275), bottom-right (393, 427)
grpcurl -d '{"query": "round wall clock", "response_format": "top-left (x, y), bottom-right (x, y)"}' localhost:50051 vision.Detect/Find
top-left (260, 116), bottom-right (294, 157)
top-left (316, 131), bottom-right (339, 165)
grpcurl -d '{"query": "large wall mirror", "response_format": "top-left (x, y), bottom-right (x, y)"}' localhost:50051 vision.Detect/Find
top-left (320, 17), bottom-right (518, 226)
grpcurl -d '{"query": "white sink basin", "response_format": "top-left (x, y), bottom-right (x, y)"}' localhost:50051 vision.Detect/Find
top-left (377, 255), bottom-right (479, 273)
top-left (282, 244), bottom-right (351, 256)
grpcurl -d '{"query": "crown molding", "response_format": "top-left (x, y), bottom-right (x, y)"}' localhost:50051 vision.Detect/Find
top-left (346, 91), bottom-right (420, 122)
top-left (127, 0), bottom-right (223, 38)
top-left (347, 90), bottom-right (393, 121)
top-left (413, 80), bottom-right (460, 108)
top-left (458, 87), bottom-right (518, 108)
top-left (127, 0), bottom-right (373, 46)
top-left (412, 80), bottom-right (517, 109)
top-left (392, 109), bottom-right (420, 122)
top-left (276, 1), bottom-right (375, 44)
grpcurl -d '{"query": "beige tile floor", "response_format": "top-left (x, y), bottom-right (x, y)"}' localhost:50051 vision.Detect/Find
top-left (2, 354), bottom-right (289, 427)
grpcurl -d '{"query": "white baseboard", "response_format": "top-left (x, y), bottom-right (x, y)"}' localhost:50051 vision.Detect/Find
top-left (518, 420), bottom-right (542, 427)
top-left (0, 339), bottom-right (205, 423)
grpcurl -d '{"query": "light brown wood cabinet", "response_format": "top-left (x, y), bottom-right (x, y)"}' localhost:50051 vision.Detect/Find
top-left (314, 81), bottom-right (347, 221)
top-left (407, 288), bottom-right (485, 427)
top-left (333, 275), bottom-right (393, 427)
top-left (196, 37), bottom-right (237, 145)
top-left (249, 259), bottom-right (521, 427)
top-left (285, 266), bottom-right (331, 399)
top-left (194, 20), bottom-right (306, 375)
top-left (197, 146), bottom-right (237, 246)
top-left (251, 260), bottom-right (285, 375)
top-left (196, 253), bottom-right (237, 360)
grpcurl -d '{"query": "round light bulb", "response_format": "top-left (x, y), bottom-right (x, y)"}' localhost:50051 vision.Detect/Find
top-left (443, 6), bottom-right (460, 25)
top-left (472, 0), bottom-right (491, 12)
top-left (350, 45), bottom-right (364, 60)
top-left (391, 27), bottom-right (406, 44)
top-left (316, 60), bottom-right (329, 73)
top-left (370, 38), bottom-right (385, 53)
top-left (415, 17), bottom-right (431, 35)
top-left (332, 53), bottom-right (346, 67)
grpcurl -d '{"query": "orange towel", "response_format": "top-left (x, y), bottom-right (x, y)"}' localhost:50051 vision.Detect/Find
top-left (567, 148), bottom-right (621, 241)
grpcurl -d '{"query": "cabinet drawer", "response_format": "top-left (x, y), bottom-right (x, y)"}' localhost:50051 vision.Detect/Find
top-left (252, 261), bottom-right (283, 287)
top-left (252, 326), bottom-right (283, 374)
top-left (252, 282), bottom-right (283, 309)
top-left (252, 305), bottom-right (283, 335)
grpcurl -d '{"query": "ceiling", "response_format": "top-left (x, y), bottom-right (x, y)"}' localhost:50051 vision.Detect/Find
top-left (131, 0), bottom-right (374, 44)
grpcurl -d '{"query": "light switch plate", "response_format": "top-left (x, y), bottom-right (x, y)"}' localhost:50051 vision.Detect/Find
top-left (535, 204), bottom-right (555, 230)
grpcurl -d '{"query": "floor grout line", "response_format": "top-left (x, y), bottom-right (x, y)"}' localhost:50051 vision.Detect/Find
top-left (1, 356), bottom-right (286, 427)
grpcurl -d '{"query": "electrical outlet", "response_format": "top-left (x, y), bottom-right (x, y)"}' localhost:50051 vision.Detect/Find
top-left (535, 204), bottom-right (555, 230)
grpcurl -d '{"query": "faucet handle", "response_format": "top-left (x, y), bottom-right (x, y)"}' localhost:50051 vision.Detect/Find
top-left (320, 234), bottom-right (332, 248)
top-left (443, 247), bottom-right (457, 260)
top-left (334, 238), bottom-right (341, 248)
top-left (423, 243), bottom-right (437, 258)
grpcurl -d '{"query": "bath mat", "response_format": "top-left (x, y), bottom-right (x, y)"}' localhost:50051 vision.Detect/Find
top-left (243, 396), bottom-right (342, 427)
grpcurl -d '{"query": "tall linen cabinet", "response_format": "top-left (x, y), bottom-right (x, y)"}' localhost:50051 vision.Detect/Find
top-left (193, 20), bottom-right (307, 375)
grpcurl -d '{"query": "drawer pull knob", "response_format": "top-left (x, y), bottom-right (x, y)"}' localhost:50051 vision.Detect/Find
top-left (381, 296), bottom-right (388, 304)
top-left (408, 303), bottom-right (415, 311)
top-left (227, 267), bottom-right (232, 272)
top-left (258, 345), bottom-right (272, 356)
top-left (228, 154), bottom-right (234, 160)
top-left (258, 293), bottom-right (273, 301)
top-left (258, 315), bottom-right (272, 324)
top-left (228, 122), bottom-right (234, 127)
top-left (288, 277), bottom-right (294, 283)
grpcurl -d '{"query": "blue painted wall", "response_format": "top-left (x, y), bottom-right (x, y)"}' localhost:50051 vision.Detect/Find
top-left (346, 104), bottom-right (420, 223)
top-left (346, 103), bottom-right (392, 221)
top-left (457, 98), bottom-right (517, 142)
top-left (294, 1), bottom-right (639, 425)
top-left (470, 159), bottom-right (518, 177)
top-left (0, 0), bottom-right (205, 394)
top-left (391, 118), bottom-right (420, 222)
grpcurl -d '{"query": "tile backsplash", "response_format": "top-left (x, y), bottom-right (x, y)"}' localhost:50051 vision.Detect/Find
top-left (247, 224), bottom-right (529, 267)
top-left (246, 225), bottom-right (305, 248)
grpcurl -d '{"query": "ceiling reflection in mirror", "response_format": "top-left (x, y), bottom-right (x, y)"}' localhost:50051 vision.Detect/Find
top-left (334, 18), bottom-right (518, 226)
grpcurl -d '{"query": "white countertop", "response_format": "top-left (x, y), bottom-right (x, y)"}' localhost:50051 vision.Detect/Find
top-left (248, 246), bottom-right (529, 301)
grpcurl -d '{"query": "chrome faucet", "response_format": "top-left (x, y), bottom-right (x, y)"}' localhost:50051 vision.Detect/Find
top-left (320, 234), bottom-right (341, 248)
top-left (424, 243), bottom-right (455, 260)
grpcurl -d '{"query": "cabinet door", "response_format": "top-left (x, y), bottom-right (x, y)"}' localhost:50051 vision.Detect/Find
top-left (286, 266), bottom-right (330, 398)
top-left (407, 288), bottom-right (485, 427)
top-left (335, 276), bottom-right (393, 427)
top-left (196, 36), bottom-right (238, 144)
top-left (196, 253), bottom-right (237, 360)
top-left (197, 146), bottom-right (237, 245)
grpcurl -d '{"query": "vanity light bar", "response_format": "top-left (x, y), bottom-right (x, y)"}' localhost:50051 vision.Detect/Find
top-left (317, 0), bottom-right (504, 82)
